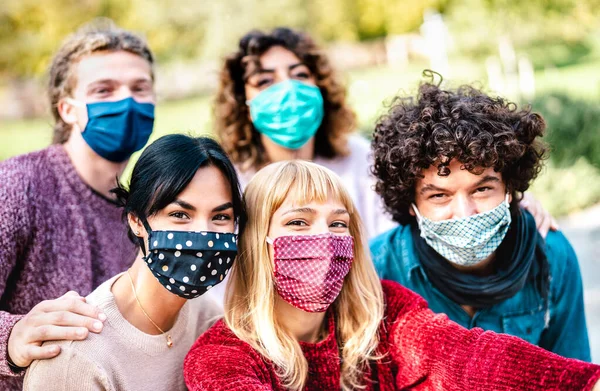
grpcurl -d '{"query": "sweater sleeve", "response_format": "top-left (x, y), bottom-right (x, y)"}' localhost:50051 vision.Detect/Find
top-left (23, 343), bottom-right (112, 391)
top-left (0, 160), bottom-right (34, 377)
top-left (381, 280), bottom-right (600, 391)
top-left (184, 324), bottom-right (274, 391)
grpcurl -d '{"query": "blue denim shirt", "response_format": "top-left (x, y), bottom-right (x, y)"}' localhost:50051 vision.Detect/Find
top-left (370, 224), bottom-right (591, 361)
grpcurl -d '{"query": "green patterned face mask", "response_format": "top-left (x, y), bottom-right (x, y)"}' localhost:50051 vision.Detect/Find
top-left (412, 195), bottom-right (512, 266)
top-left (248, 80), bottom-right (324, 150)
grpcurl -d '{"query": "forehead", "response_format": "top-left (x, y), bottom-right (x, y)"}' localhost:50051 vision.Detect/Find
top-left (276, 194), bottom-right (346, 215)
top-left (178, 165), bottom-right (232, 201)
top-left (73, 50), bottom-right (153, 88)
top-left (418, 160), bottom-right (503, 188)
top-left (258, 46), bottom-right (302, 69)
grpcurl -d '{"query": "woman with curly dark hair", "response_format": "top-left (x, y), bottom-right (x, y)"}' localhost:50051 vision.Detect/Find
top-left (370, 81), bottom-right (591, 361)
top-left (213, 27), bottom-right (396, 241)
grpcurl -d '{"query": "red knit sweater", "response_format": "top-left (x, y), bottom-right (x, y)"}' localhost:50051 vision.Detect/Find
top-left (184, 280), bottom-right (600, 390)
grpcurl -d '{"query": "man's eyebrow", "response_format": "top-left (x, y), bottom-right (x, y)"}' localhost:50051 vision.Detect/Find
top-left (282, 207), bottom-right (316, 216)
top-left (419, 184), bottom-right (448, 195)
top-left (86, 79), bottom-right (116, 88)
top-left (473, 175), bottom-right (501, 187)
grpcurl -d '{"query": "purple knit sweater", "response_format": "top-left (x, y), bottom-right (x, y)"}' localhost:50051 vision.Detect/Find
top-left (0, 145), bottom-right (136, 390)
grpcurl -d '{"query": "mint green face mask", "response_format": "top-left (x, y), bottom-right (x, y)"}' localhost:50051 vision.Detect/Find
top-left (248, 80), bottom-right (324, 150)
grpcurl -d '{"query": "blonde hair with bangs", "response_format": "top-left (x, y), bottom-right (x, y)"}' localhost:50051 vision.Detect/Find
top-left (224, 160), bottom-right (384, 390)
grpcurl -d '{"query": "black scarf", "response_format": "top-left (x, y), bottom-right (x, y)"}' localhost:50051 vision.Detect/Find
top-left (413, 210), bottom-right (549, 308)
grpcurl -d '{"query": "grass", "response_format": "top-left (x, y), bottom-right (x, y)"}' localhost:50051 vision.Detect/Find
top-left (1, 58), bottom-right (600, 216)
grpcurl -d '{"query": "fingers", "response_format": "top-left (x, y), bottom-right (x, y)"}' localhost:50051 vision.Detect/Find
top-left (44, 311), bottom-right (104, 333)
top-left (36, 296), bottom-right (105, 322)
top-left (23, 344), bottom-right (61, 363)
top-left (28, 325), bottom-right (90, 343)
top-left (537, 214), bottom-right (551, 239)
top-left (550, 218), bottom-right (560, 232)
top-left (62, 291), bottom-right (86, 301)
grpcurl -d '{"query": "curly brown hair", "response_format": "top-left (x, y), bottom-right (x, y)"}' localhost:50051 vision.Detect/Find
top-left (214, 27), bottom-right (356, 171)
top-left (372, 81), bottom-right (548, 224)
top-left (48, 19), bottom-right (154, 144)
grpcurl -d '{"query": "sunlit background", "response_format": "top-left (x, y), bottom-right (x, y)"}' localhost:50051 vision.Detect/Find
top-left (1, 0), bottom-right (599, 361)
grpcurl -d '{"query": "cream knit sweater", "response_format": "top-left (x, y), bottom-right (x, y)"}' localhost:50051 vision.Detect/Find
top-left (23, 273), bottom-right (222, 391)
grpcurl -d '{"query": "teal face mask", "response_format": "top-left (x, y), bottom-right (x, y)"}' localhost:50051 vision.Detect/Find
top-left (248, 80), bottom-right (324, 150)
top-left (412, 194), bottom-right (512, 266)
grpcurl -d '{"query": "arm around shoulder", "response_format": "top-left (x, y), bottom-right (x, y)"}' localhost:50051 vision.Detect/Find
top-left (0, 161), bottom-right (34, 376)
top-left (23, 344), bottom-right (112, 391)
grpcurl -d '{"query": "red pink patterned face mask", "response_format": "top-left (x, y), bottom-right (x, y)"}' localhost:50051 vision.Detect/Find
top-left (267, 233), bottom-right (354, 312)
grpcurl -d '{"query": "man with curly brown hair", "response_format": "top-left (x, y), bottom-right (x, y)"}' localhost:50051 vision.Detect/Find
top-left (369, 82), bottom-right (591, 361)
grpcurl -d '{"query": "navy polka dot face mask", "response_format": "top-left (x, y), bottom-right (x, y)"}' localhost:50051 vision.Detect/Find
top-left (143, 228), bottom-right (238, 299)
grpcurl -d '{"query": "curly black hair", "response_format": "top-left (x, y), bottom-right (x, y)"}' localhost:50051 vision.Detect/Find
top-left (372, 81), bottom-right (548, 224)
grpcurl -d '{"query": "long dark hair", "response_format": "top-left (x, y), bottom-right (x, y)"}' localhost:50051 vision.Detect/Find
top-left (111, 134), bottom-right (246, 248)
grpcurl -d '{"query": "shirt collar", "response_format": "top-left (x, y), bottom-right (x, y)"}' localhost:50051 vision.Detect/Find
top-left (397, 224), bottom-right (424, 279)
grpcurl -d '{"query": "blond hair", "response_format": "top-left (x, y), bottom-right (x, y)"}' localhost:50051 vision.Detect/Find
top-left (224, 160), bottom-right (384, 390)
top-left (48, 19), bottom-right (154, 144)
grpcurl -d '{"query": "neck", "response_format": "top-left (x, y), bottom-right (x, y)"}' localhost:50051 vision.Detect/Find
top-left (449, 252), bottom-right (497, 277)
top-left (275, 296), bottom-right (327, 343)
top-left (261, 135), bottom-right (316, 163)
top-left (112, 253), bottom-right (187, 334)
top-left (63, 134), bottom-right (127, 199)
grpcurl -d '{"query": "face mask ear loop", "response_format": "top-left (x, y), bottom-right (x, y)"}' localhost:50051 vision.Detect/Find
top-left (411, 203), bottom-right (424, 222)
top-left (266, 237), bottom-right (274, 245)
top-left (139, 218), bottom-right (153, 256)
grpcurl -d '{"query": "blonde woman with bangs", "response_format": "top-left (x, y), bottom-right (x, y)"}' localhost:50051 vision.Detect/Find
top-left (184, 160), bottom-right (600, 391)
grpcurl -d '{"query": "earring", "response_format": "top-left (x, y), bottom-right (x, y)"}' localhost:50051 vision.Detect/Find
top-left (135, 230), bottom-right (141, 236)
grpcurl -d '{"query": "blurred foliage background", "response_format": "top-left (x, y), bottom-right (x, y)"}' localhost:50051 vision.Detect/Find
top-left (1, 0), bottom-right (600, 216)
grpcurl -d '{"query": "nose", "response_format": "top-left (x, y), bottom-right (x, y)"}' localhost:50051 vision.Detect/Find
top-left (189, 220), bottom-right (211, 233)
top-left (114, 85), bottom-right (134, 101)
top-left (452, 196), bottom-right (477, 219)
top-left (309, 219), bottom-right (331, 235)
top-left (275, 69), bottom-right (291, 84)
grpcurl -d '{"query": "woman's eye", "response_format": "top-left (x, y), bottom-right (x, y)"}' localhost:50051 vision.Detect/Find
top-left (169, 212), bottom-right (189, 219)
top-left (213, 214), bottom-right (232, 221)
top-left (292, 72), bottom-right (310, 79)
top-left (286, 220), bottom-right (307, 226)
top-left (256, 78), bottom-right (273, 88)
top-left (330, 221), bottom-right (348, 228)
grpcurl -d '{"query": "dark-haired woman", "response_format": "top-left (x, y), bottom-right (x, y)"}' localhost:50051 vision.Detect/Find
top-left (24, 134), bottom-right (244, 391)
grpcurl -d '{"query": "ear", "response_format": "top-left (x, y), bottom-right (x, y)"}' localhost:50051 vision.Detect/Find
top-left (57, 99), bottom-right (79, 127)
top-left (127, 213), bottom-right (146, 237)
